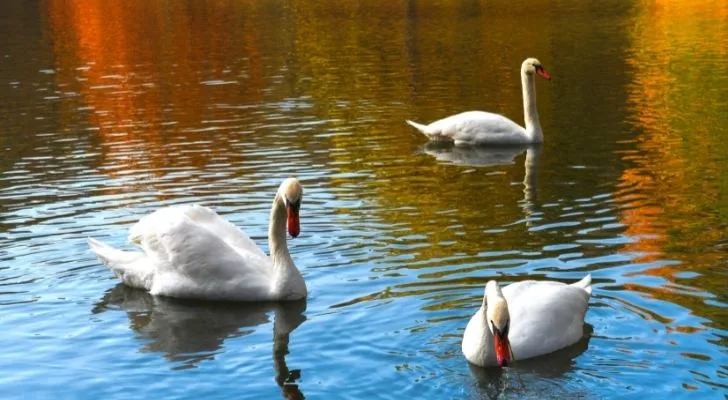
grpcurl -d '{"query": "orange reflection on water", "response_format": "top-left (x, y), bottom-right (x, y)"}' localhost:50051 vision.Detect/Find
top-left (45, 0), bottom-right (273, 185)
top-left (620, 0), bottom-right (728, 283)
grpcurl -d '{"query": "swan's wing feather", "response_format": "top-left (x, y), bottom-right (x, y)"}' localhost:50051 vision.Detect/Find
top-left (177, 205), bottom-right (268, 258)
top-left (429, 111), bottom-right (527, 144)
top-left (503, 279), bottom-right (590, 359)
top-left (131, 207), bottom-right (274, 299)
top-left (148, 217), bottom-right (272, 280)
top-left (130, 205), bottom-right (267, 258)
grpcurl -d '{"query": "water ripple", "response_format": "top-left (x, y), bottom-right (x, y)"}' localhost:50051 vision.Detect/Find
top-left (1, 1), bottom-right (727, 398)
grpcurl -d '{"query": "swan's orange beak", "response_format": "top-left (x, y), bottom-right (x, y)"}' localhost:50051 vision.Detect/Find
top-left (287, 205), bottom-right (300, 238)
top-left (493, 330), bottom-right (511, 367)
top-left (536, 66), bottom-right (551, 81)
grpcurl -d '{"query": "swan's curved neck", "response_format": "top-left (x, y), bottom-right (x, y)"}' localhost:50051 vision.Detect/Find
top-left (522, 72), bottom-right (543, 142)
top-left (269, 194), bottom-right (294, 270)
top-left (268, 194), bottom-right (306, 299)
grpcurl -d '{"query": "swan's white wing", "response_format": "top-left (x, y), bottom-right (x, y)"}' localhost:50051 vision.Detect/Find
top-left (130, 205), bottom-right (266, 258)
top-left (131, 206), bottom-right (275, 300)
top-left (87, 238), bottom-right (154, 290)
top-left (430, 111), bottom-right (528, 145)
top-left (503, 279), bottom-right (590, 360)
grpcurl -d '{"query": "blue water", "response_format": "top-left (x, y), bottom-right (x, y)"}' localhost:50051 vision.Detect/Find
top-left (1, 0), bottom-right (727, 398)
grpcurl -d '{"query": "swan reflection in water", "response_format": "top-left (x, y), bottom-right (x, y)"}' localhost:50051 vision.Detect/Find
top-left (93, 284), bottom-right (307, 399)
top-left (468, 324), bottom-right (593, 400)
top-left (423, 143), bottom-right (541, 216)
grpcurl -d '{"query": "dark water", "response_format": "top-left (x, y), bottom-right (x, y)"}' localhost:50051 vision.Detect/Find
top-left (1, 0), bottom-right (727, 398)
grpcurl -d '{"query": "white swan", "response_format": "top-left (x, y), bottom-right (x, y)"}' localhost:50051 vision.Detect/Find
top-left (406, 58), bottom-right (551, 146)
top-left (462, 275), bottom-right (591, 367)
top-left (87, 178), bottom-right (307, 302)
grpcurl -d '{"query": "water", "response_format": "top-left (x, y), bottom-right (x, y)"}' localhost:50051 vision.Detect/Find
top-left (1, 0), bottom-right (727, 398)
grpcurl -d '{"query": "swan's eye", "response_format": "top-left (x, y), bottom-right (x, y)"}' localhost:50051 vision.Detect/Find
top-left (286, 197), bottom-right (301, 211)
top-left (490, 320), bottom-right (509, 336)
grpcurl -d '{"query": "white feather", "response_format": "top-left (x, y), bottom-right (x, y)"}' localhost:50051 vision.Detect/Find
top-left (88, 179), bottom-right (306, 302)
top-left (462, 275), bottom-right (592, 367)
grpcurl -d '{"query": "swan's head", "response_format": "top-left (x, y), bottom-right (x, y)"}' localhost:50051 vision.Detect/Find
top-left (522, 58), bottom-right (551, 81)
top-left (279, 178), bottom-right (303, 238)
top-left (485, 280), bottom-right (512, 367)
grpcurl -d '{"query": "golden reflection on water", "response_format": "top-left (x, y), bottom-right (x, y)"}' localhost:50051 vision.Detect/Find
top-left (288, 2), bottom-right (557, 261)
top-left (622, 0), bottom-right (728, 327)
top-left (46, 1), bottom-right (281, 177)
top-left (42, 0), bottom-right (727, 325)
top-left (43, 0), bottom-right (557, 259)
top-left (0, 0), bottom-right (722, 396)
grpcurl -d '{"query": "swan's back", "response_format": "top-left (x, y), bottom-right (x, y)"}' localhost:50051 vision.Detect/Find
top-left (503, 276), bottom-right (591, 360)
top-left (411, 111), bottom-right (529, 145)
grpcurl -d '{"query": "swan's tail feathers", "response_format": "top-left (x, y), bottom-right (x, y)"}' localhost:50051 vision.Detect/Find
top-left (88, 237), bottom-right (124, 265)
top-left (572, 274), bottom-right (592, 297)
top-left (406, 120), bottom-right (451, 142)
top-left (406, 120), bottom-right (433, 135)
top-left (87, 238), bottom-right (153, 291)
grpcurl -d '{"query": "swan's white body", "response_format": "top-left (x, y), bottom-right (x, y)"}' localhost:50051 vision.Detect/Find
top-left (462, 275), bottom-right (592, 367)
top-left (88, 179), bottom-right (307, 302)
top-left (407, 58), bottom-right (550, 146)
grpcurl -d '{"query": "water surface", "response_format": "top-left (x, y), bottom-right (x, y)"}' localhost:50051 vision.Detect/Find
top-left (1, 0), bottom-right (727, 398)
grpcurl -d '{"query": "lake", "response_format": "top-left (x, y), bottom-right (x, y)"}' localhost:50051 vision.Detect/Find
top-left (1, 0), bottom-right (727, 398)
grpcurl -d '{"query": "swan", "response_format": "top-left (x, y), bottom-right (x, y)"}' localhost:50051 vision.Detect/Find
top-left (462, 275), bottom-right (591, 367)
top-left (87, 178), bottom-right (307, 302)
top-left (406, 58), bottom-right (551, 146)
